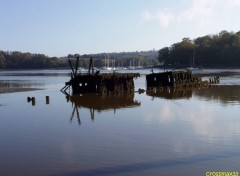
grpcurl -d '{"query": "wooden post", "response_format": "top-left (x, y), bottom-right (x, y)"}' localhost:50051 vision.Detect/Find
top-left (27, 97), bottom-right (31, 102)
top-left (32, 97), bottom-right (35, 106)
top-left (68, 59), bottom-right (75, 78)
top-left (75, 57), bottom-right (79, 77)
top-left (46, 96), bottom-right (50, 104)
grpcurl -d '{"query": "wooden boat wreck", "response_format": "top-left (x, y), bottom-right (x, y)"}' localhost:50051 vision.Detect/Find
top-left (146, 70), bottom-right (209, 89)
top-left (61, 57), bottom-right (140, 94)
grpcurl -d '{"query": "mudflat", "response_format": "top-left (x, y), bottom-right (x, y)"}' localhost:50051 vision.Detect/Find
top-left (0, 87), bottom-right (41, 94)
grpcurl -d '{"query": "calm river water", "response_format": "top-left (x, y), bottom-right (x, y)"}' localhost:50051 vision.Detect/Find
top-left (0, 69), bottom-right (240, 176)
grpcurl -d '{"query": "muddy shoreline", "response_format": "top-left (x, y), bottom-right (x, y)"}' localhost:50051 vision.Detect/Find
top-left (0, 87), bottom-right (42, 94)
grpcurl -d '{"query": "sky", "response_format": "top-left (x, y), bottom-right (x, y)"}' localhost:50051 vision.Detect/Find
top-left (1, 0), bottom-right (240, 57)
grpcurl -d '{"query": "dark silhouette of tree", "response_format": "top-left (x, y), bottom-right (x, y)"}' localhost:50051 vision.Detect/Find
top-left (0, 51), bottom-right (7, 69)
top-left (158, 47), bottom-right (170, 64)
top-left (158, 30), bottom-right (240, 68)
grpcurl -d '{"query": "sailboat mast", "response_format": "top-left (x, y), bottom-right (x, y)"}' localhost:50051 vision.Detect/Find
top-left (192, 49), bottom-right (195, 67)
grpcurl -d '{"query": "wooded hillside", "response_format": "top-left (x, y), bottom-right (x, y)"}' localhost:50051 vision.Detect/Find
top-left (0, 50), bottom-right (158, 69)
top-left (2, 30), bottom-right (240, 69)
top-left (158, 30), bottom-right (240, 68)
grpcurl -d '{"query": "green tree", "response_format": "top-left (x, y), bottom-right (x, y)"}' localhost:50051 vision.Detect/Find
top-left (158, 30), bottom-right (240, 68)
top-left (158, 47), bottom-right (169, 64)
top-left (0, 51), bottom-right (6, 69)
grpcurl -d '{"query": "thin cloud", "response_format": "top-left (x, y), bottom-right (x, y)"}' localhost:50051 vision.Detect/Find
top-left (178, 0), bottom-right (240, 27)
top-left (177, 0), bottom-right (219, 26)
top-left (226, 0), bottom-right (240, 7)
top-left (142, 9), bottom-right (175, 28)
top-left (142, 0), bottom-right (240, 29)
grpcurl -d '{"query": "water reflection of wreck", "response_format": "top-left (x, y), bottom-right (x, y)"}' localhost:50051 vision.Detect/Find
top-left (146, 87), bottom-right (197, 100)
top-left (146, 85), bottom-right (240, 103)
top-left (194, 85), bottom-right (240, 104)
top-left (67, 93), bottom-right (141, 125)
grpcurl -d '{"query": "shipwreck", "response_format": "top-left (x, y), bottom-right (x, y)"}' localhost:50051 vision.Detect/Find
top-left (61, 57), bottom-right (219, 95)
top-left (61, 57), bottom-right (140, 94)
top-left (146, 70), bottom-right (210, 89)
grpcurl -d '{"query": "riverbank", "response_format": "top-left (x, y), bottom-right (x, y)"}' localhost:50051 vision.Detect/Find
top-left (0, 87), bottom-right (41, 94)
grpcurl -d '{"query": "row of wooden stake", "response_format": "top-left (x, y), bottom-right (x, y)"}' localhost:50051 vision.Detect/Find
top-left (27, 96), bottom-right (50, 106)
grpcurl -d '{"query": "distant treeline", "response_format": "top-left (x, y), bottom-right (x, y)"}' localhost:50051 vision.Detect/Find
top-left (158, 30), bottom-right (240, 68)
top-left (0, 51), bottom-right (67, 69)
top-left (78, 50), bottom-right (159, 68)
top-left (2, 30), bottom-right (240, 69)
top-left (0, 50), bottom-right (158, 69)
